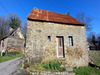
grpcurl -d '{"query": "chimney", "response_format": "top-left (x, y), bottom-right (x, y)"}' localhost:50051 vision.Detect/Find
top-left (67, 11), bottom-right (70, 15)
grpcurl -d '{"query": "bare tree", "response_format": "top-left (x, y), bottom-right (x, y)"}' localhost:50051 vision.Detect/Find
top-left (21, 20), bottom-right (27, 47)
top-left (0, 16), bottom-right (9, 39)
top-left (75, 12), bottom-right (92, 31)
top-left (21, 20), bottom-right (27, 38)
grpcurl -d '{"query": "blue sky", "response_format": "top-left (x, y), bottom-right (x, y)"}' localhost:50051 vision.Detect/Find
top-left (0, 0), bottom-right (100, 34)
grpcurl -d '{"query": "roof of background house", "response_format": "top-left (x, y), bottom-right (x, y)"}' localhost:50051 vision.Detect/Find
top-left (0, 26), bottom-right (19, 41)
top-left (27, 8), bottom-right (85, 25)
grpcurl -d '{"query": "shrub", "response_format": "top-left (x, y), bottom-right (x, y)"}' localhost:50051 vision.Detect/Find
top-left (43, 63), bottom-right (50, 70)
top-left (60, 66), bottom-right (66, 71)
top-left (53, 61), bottom-right (61, 70)
top-left (43, 61), bottom-right (65, 71)
top-left (49, 61), bottom-right (54, 70)
top-left (28, 68), bottom-right (34, 72)
top-left (34, 65), bottom-right (43, 70)
top-left (38, 65), bottom-right (43, 70)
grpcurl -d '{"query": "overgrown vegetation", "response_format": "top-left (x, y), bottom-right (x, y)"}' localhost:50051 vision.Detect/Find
top-left (73, 66), bottom-right (100, 75)
top-left (0, 52), bottom-right (23, 62)
top-left (27, 61), bottom-right (66, 72)
top-left (43, 61), bottom-right (65, 70)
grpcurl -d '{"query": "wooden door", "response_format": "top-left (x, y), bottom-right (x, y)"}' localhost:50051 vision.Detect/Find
top-left (57, 36), bottom-right (64, 57)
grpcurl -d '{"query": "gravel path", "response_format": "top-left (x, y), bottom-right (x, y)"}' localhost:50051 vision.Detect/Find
top-left (0, 57), bottom-right (22, 75)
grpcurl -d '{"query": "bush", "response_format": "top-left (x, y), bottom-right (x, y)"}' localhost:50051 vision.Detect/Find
top-left (60, 66), bottom-right (66, 71)
top-left (54, 61), bottom-right (61, 70)
top-left (49, 61), bottom-right (54, 70)
top-left (43, 63), bottom-right (50, 70)
top-left (43, 61), bottom-right (65, 71)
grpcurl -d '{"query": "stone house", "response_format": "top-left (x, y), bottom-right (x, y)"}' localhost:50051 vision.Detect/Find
top-left (25, 8), bottom-right (89, 67)
top-left (0, 26), bottom-right (25, 54)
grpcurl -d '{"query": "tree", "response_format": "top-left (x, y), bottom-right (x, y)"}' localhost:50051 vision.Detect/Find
top-left (91, 35), bottom-right (96, 45)
top-left (21, 20), bottom-right (27, 47)
top-left (21, 20), bottom-right (27, 39)
top-left (8, 13), bottom-right (22, 29)
top-left (75, 12), bottom-right (92, 31)
top-left (0, 16), bottom-right (9, 39)
top-left (87, 32), bottom-right (95, 44)
top-left (97, 35), bottom-right (100, 46)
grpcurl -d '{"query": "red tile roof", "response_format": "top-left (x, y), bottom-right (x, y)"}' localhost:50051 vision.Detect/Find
top-left (27, 8), bottom-right (85, 25)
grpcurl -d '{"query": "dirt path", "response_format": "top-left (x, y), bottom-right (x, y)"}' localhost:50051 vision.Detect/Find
top-left (0, 57), bottom-right (22, 75)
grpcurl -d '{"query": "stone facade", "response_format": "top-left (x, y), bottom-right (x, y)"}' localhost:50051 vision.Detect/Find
top-left (31, 71), bottom-right (75, 75)
top-left (25, 20), bottom-right (89, 67)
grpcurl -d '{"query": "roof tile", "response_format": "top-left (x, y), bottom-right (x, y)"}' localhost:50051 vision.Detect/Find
top-left (27, 8), bottom-right (85, 25)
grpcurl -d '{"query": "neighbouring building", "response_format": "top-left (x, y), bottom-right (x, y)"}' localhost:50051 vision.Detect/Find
top-left (0, 26), bottom-right (25, 54)
top-left (25, 8), bottom-right (89, 67)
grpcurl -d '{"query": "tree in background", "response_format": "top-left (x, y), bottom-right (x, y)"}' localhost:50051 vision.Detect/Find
top-left (87, 32), bottom-right (95, 44)
top-left (8, 13), bottom-right (22, 29)
top-left (97, 35), bottom-right (100, 46)
top-left (91, 35), bottom-right (96, 45)
top-left (21, 20), bottom-right (27, 47)
top-left (21, 20), bottom-right (27, 39)
top-left (75, 12), bottom-right (92, 31)
top-left (0, 13), bottom-right (22, 40)
top-left (87, 32), bottom-right (100, 50)
top-left (0, 16), bottom-right (9, 40)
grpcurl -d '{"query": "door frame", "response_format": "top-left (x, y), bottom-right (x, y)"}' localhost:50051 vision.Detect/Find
top-left (56, 36), bottom-right (65, 58)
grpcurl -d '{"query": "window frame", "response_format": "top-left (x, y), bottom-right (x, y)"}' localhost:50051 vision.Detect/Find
top-left (68, 36), bottom-right (73, 46)
top-left (48, 36), bottom-right (51, 41)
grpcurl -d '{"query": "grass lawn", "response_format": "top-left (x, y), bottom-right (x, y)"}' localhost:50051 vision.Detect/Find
top-left (73, 50), bottom-right (100, 75)
top-left (0, 52), bottom-right (23, 62)
top-left (73, 66), bottom-right (100, 75)
top-left (88, 50), bottom-right (100, 66)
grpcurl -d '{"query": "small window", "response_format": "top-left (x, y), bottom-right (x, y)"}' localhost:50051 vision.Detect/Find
top-left (48, 36), bottom-right (51, 41)
top-left (68, 36), bottom-right (73, 46)
top-left (59, 38), bottom-right (62, 46)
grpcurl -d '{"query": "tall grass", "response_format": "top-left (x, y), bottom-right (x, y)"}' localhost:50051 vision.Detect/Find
top-left (0, 52), bottom-right (23, 62)
top-left (73, 66), bottom-right (100, 75)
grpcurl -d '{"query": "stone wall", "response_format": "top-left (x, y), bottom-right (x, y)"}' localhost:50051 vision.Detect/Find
top-left (7, 37), bottom-right (24, 49)
top-left (0, 37), bottom-right (24, 53)
top-left (31, 71), bottom-right (74, 75)
top-left (7, 37), bottom-right (24, 52)
top-left (25, 20), bottom-right (89, 67)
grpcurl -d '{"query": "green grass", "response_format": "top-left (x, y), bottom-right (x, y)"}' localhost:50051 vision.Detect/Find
top-left (73, 66), bottom-right (100, 75)
top-left (73, 50), bottom-right (100, 75)
top-left (0, 52), bottom-right (23, 62)
top-left (89, 50), bottom-right (100, 66)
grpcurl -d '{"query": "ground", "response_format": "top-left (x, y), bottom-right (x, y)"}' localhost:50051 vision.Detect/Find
top-left (0, 57), bottom-right (22, 75)
top-left (73, 50), bottom-right (100, 75)
top-left (0, 52), bottom-right (23, 62)
top-left (0, 50), bottom-right (100, 75)
top-left (88, 50), bottom-right (100, 66)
